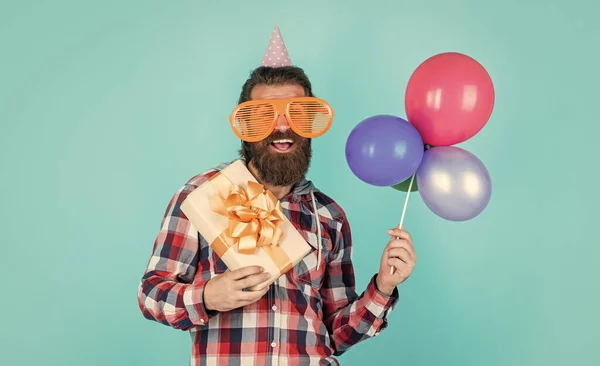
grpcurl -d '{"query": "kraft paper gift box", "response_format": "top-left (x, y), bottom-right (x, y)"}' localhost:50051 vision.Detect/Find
top-left (180, 159), bottom-right (312, 291)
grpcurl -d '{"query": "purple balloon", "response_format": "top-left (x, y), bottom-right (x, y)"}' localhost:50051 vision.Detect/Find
top-left (345, 115), bottom-right (424, 186)
top-left (417, 146), bottom-right (492, 221)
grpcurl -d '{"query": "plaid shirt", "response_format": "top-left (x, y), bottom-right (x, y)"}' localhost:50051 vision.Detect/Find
top-left (137, 161), bottom-right (399, 366)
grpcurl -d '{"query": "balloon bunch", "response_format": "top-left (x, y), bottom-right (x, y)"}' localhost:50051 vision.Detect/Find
top-left (345, 52), bottom-right (494, 225)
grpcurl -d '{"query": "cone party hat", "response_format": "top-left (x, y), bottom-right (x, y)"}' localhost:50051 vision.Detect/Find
top-left (261, 25), bottom-right (292, 67)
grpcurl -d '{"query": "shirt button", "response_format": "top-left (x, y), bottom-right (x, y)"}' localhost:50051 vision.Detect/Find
top-left (272, 305), bottom-right (277, 311)
top-left (200, 319), bottom-right (205, 323)
top-left (271, 342), bottom-right (277, 348)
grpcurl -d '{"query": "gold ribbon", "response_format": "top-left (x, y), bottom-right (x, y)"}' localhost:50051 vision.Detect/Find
top-left (208, 174), bottom-right (285, 255)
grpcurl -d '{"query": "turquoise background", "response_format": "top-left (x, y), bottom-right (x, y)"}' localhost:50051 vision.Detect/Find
top-left (1, 0), bottom-right (598, 365)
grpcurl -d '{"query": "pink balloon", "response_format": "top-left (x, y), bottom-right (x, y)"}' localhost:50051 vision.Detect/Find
top-left (405, 52), bottom-right (495, 146)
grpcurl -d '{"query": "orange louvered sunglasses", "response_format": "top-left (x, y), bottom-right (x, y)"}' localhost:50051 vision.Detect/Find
top-left (229, 97), bottom-right (334, 142)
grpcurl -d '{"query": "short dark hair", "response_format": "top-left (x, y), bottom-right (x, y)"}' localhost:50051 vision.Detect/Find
top-left (237, 66), bottom-right (314, 104)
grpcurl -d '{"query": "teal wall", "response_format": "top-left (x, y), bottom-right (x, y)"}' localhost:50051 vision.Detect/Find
top-left (1, 0), bottom-right (598, 365)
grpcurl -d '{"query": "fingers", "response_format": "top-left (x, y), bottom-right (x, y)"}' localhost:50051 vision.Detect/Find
top-left (387, 239), bottom-right (416, 261)
top-left (387, 257), bottom-right (414, 271)
top-left (388, 227), bottom-right (413, 243)
top-left (238, 286), bottom-right (270, 303)
top-left (387, 237), bottom-right (414, 251)
top-left (228, 266), bottom-right (265, 280)
top-left (388, 247), bottom-right (413, 264)
top-left (234, 271), bottom-right (271, 290)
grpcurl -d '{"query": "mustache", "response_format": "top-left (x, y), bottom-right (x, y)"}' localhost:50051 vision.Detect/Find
top-left (264, 131), bottom-right (301, 144)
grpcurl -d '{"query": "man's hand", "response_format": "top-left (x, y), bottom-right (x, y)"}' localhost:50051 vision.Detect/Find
top-left (376, 227), bottom-right (417, 295)
top-left (203, 266), bottom-right (270, 312)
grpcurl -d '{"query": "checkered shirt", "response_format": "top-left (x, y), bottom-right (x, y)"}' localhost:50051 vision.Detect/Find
top-left (137, 162), bottom-right (399, 365)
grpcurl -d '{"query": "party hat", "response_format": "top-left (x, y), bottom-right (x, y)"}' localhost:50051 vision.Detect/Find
top-left (261, 25), bottom-right (292, 67)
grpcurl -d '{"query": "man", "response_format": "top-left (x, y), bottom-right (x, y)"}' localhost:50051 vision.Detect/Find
top-left (137, 26), bottom-right (417, 366)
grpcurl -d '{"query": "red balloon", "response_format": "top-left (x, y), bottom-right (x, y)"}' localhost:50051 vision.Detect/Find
top-left (405, 52), bottom-right (495, 146)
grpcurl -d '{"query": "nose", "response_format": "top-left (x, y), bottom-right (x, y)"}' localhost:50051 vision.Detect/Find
top-left (274, 114), bottom-right (290, 132)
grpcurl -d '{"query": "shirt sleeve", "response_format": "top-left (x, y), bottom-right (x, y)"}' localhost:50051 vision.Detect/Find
top-left (136, 182), bottom-right (218, 331)
top-left (320, 217), bottom-right (399, 356)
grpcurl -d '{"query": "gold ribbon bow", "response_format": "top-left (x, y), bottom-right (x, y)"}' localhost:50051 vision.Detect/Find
top-left (209, 178), bottom-right (285, 254)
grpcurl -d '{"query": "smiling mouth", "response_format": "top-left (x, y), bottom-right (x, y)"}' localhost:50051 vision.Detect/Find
top-left (270, 139), bottom-right (295, 153)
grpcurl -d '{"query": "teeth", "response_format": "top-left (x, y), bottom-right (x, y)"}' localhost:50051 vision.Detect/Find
top-left (272, 139), bottom-right (293, 144)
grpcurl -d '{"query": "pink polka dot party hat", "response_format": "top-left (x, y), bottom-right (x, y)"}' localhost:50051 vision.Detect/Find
top-left (261, 25), bottom-right (292, 67)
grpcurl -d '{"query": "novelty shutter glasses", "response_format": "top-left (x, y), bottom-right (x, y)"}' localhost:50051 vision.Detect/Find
top-left (229, 97), bottom-right (334, 142)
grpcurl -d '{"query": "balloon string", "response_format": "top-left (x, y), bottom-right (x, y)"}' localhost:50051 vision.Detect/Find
top-left (390, 173), bottom-right (415, 275)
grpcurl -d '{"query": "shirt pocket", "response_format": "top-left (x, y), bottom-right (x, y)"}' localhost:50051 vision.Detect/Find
top-left (289, 238), bottom-right (330, 290)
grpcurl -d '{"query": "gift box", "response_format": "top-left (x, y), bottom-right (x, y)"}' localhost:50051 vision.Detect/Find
top-left (180, 159), bottom-right (312, 291)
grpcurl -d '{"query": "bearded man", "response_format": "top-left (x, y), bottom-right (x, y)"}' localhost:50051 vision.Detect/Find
top-left (137, 26), bottom-right (417, 366)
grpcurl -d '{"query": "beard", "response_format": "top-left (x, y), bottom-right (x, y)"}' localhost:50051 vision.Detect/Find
top-left (240, 130), bottom-right (312, 187)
